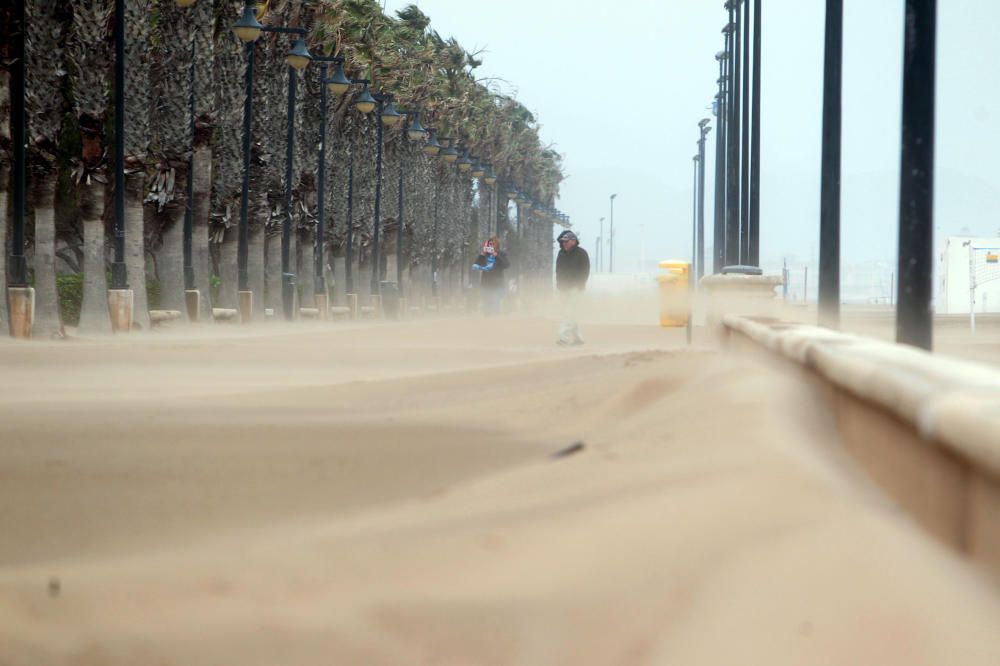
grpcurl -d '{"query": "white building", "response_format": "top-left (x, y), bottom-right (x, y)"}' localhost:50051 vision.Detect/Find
top-left (939, 237), bottom-right (1000, 314)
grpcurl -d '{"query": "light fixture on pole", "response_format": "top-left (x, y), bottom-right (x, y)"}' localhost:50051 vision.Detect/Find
top-left (423, 129), bottom-right (441, 156)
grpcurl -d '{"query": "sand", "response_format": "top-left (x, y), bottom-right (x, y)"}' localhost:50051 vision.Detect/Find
top-left (2, 300), bottom-right (1000, 665)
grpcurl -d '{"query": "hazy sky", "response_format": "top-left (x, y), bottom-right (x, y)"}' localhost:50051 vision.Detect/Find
top-left (382, 0), bottom-right (1000, 276)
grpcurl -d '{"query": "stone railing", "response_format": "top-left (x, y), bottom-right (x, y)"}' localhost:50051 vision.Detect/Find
top-left (722, 314), bottom-right (1000, 575)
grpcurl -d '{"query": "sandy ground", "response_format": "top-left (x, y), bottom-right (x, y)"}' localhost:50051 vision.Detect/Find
top-left (2, 296), bottom-right (1000, 664)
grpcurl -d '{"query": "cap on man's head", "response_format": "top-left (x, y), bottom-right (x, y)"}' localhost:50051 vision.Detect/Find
top-left (557, 230), bottom-right (578, 243)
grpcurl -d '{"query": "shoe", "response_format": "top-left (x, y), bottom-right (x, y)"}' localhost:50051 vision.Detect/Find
top-left (556, 339), bottom-right (570, 346)
top-left (571, 338), bottom-right (585, 346)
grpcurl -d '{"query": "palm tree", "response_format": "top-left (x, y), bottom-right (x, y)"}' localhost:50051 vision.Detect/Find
top-left (0, 0), bottom-right (14, 331)
top-left (211, 0), bottom-right (247, 311)
top-left (189, 0), bottom-right (214, 320)
top-left (253, 21), bottom-right (287, 319)
top-left (148, 0), bottom-right (196, 315)
top-left (25, 0), bottom-right (67, 338)
top-left (67, 0), bottom-right (113, 334)
top-left (123, 0), bottom-right (152, 330)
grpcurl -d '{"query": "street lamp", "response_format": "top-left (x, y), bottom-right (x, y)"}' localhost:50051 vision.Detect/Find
top-left (609, 193), bottom-right (617, 273)
top-left (724, 9), bottom-right (741, 268)
top-left (312, 54), bottom-right (348, 319)
top-left (6, 0), bottom-right (31, 337)
top-left (439, 138), bottom-right (458, 163)
top-left (696, 118), bottom-right (711, 281)
top-left (397, 111), bottom-right (428, 301)
top-left (713, 50), bottom-right (729, 273)
top-left (232, 2), bottom-right (311, 322)
top-left (233, 2), bottom-right (263, 43)
top-left (895, 0), bottom-right (936, 350)
top-left (456, 149), bottom-right (473, 173)
top-left (423, 129), bottom-right (441, 156)
top-left (349, 82), bottom-right (400, 301)
top-left (353, 82), bottom-right (377, 114)
top-left (819, 0), bottom-right (843, 330)
top-left (481, 165), bottom-right (496, 234)
top-left (598, 216), bottom-right (605, 272)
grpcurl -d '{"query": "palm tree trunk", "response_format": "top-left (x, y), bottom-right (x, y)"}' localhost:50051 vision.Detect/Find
top-left (248, 225), bottom-right (265, 320)
top-left (77, 179), bottom-right (110, 333)
top-left (191, 139), bottom-right (213, 320)
top-left (299, 229), bottom-right (314, 306)
top-left (0, 162), bottom-right (8, 332)
top-left (125, 172), bottom-right (150, 330)
top-left (29, 174), bottom-right (63, 338)
top-left (265, 233), bottom-right (280, 312)
top-left (218, 226), bottom-right (238, 309)
top-left (158, 206), bottom-right (185, 311)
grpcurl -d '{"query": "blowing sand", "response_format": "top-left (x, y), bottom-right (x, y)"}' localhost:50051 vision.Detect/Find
top-left (2, 305), bottom-right (1000, 665)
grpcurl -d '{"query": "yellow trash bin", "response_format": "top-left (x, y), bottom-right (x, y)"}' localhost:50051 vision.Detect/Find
top-left (656, 260), bottom-right (690, 327)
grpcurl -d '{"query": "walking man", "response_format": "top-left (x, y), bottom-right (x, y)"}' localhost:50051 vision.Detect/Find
top-left (555, 230), bottom-right (590, 345)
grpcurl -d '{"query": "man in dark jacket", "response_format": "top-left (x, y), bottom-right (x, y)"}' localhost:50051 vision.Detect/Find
top-left (555, 230), bottom-right (590, 345)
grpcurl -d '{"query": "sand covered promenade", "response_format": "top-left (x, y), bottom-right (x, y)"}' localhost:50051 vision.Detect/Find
top-left (2, 312), bottom-right (1000, 664)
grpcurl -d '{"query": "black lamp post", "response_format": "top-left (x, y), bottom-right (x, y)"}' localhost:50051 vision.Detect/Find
top-left (724, 9), bottom-right (740, 267)
top-left (7, 0), bottom-right (27, 292)
top-left (313, 55), bottom-right (349, 316)
top-left (748, 0), bottom-right (762, 267)
top-left (397, 111), bottom-right (428, 291)
top-left (896, 0), bottom-right (937, 350)
top-left (110, 0), bottom-right (129, 293)
top-left (349, 81), bottom-right (402, 299)
top-left (482, 164), bottom-right (497, 235)
top-left (697, 119), bottom-right (711, 281)
top-left (233, 2), bottom-right (311, 321)
top-left (609, 193), bottom-right (617, 273)
top-left (182, 32), bottom-right (196, 309)
top-left (818, 0), bottom-right (843, 329)
top-left (740, 0), bottom-right (751, 264)
top-left (431, 136), bottom-right (458, 298)
top-left (346, 154), bottom-right (355, 295)
top-left (713, 68), bottom-right (727, 273)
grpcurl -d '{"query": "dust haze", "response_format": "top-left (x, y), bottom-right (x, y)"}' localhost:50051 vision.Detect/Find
top-left (3, 283), bottom-right (1000, 664)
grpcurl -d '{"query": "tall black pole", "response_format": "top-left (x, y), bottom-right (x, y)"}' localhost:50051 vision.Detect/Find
top-left (740, 0), bottom-right (751, 264)
top-left (818, 0), bottom-right (843, 329)
top-left (431, 177), bottom-right (439, 297)
top-left (238, 43), bottom-right (254, 292)
top-left (281, 63), bottom-right (297, 321)
top-left (692, 156), bottom-right (699, 280)
top-left (713, 74), bottom-right (727, 274)
top-left (609, 194), bottom-right (616, 273)
top-left (111, 0), bottom-right (128, 289)
top-left (345, 156), bottom-right (354, 293)
top-left (183, 38), bottom-right (196, 291)
top-left (725, 10), bottom-right (740, 267)
top-left (896, 0), bottom-right (937, 350)
top-left (315, 63), bottom-right (329, 301)
top-left (749, 0), bottom-right (762, 267)
top-left (697, 125), bottom-right (709, 281)
top-left (8, 0), bottom-right (27, 287)
top-left (372, 103), bottom-right (384, 296)
top-left (397, 148), bottom-right (404, 287)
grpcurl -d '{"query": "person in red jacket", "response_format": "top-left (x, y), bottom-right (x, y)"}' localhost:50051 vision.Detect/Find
top-left (555, 230), bottom-right (590, 345)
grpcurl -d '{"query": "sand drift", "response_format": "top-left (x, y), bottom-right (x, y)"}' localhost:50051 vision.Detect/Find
top-left (1, 314), bottom-right (1000, 664)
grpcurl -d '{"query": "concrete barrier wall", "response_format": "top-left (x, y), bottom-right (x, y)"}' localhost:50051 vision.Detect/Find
top-left (723, 315), bottom-right (1000, 575)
